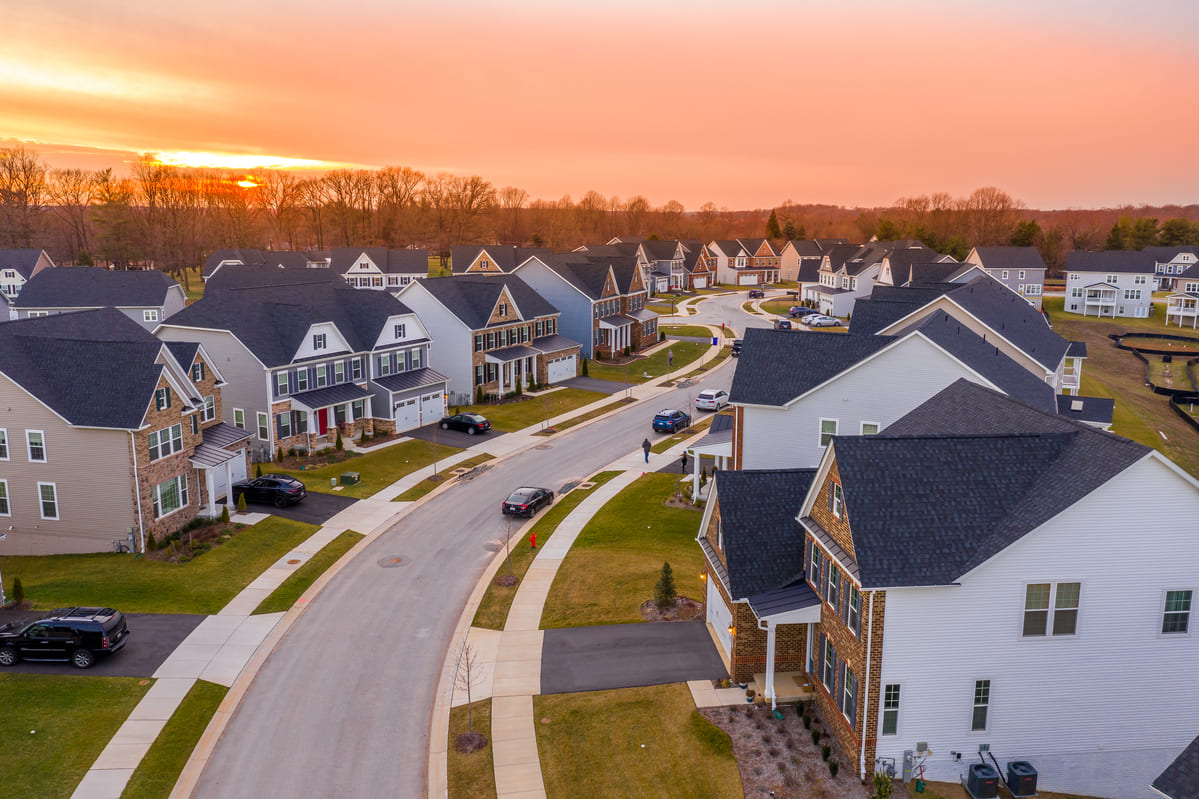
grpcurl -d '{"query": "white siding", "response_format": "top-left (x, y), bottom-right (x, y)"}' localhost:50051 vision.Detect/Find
top-left (292, 322), bottom-right (352, 360)
top-left (740, 336), bottom-right (998, 469)
top-left (873, 456), bottom-right (1199, 799)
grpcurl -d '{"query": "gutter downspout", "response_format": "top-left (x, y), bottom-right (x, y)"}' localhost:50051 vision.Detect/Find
top-left (860, 591), bottom-right (875, 780)
top-left (129, 431), bottom-right (146, 552)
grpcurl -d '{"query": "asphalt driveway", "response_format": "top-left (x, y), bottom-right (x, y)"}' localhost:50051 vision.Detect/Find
top-left (402, 421), bottom-right (507, 446)
top-left (243, 491), bottom-right (356, 525)
top-left (0, 612), bottom-right (206, 677)
top-left (540, 621), bottom-right (726, 694)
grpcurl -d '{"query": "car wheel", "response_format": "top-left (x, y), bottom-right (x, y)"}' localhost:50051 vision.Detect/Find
top-left (440, 422), bottom-right (449, 430)
top-left (72, 649), bottom-right (95, 669)
top-left (0, 646), bottom-right (18, 667)
top-left (467, 427), bottom-right (476, 435)
top-left (274, 495), bottom-right (288, 508)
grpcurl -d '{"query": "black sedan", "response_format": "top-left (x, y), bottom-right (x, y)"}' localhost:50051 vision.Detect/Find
top-left (502, 486), bottom-right (554, 517)
top-left (439, 413), bottom-right (492, 435)
top-left (232, 474), bottom-right (307, 507)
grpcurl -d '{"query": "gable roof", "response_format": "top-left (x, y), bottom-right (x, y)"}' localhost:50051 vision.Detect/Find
top-left (848, 285), bottom-right (954, 334)
top-left (638, 239), bottom-right (681, 261)
top-left (203, 248), bottom-right (265, 278)
top-left (0, 249), bottom-right (52, 278)
top-left (831, 380), bottom-right (1147, 588)
top-left (968, 246), bottom-right (1047, 271)
top-left (782, 240), bottom-right (824, 257)
top-left (729, 328), bottom-right (893, 406)
top-left (204, 264), bottom-right (345, 293)
top-left (0, 307), bottom-right (185, 429)
top-left (13, 267), bottom-right (181, 309)
top-left (412, 275), bottom-right (559, 329)
top-left (941, 276), bottom-right (1068, 371)
top-left (1066, 250), bottom-right (1157, 274)
top-left (330, 247), bottom-right (428, 275)
top-left (450, 245), bottom-right (552, 274)
top-left (714, 468), bottom-right (818, 598)
top-left (1153, 732), bottom-right (1199, 799)
top-left (1142, 246), bottom-right (1199, 264)
top-left (795, 259), bottom-right (822, 283)
top-left (531, 253), bottom-right (643, 299)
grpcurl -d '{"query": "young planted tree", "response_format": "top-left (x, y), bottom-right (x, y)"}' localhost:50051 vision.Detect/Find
top-left (655, 561), bottom-right (678, 609)
top-left (453, 643), bottom-right (488, 752)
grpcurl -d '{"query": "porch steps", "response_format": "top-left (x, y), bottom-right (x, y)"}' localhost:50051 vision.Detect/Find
top-left (751, 671), bottom-right (816, 703)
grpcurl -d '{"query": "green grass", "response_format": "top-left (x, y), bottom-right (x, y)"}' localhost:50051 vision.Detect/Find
top-left (587, 341), bottom-right (707, 384)
top-left (646, 303), bottom-right (676, 314)
top-left (541, 472), bottom-right (705, 628)
top-left (677, 345), bottom-right (733, 379)
top-left (178, 266), bottom-right (204, 302)
top-left (429, 255), bottom-right (452, 277)
top-left (535, 684), bottom-right (741, 799)
top-left (649, 416), bottom-right (716, 453)
top-left (1, 516), bottom-right (320, 614)
top-left (473, 471), bottom-right (620, 630)
top-left (661, 324), bottom-right (716, 338)
top-left (121, 680), bottom-right (228, 799)
top-left (759, 299), bottom-right (795, 315)
top-left (0, 674), bottom-right (151, 799)
top-left (252, 530), bottom-right (364, 614)
top-left (393, 454), bottom-right (495, 501)
top-left (534, 398), bottom-right (634, 435)
top-left (458, 388), bottom-right (607, 431)
top-left (447, 700), bottom-right (496, 799)
top-left (275, 439), bottom-right (463, 498)
top-left (740, 301), bottom-right (759, 314)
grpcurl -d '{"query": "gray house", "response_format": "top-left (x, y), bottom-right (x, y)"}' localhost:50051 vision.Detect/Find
top-left (12, 267), bottom-right (187, 329)
top-left (965, 246), bottom-right (1047, 308)
top-left (330, 247), bottom-right (428, 290)
top-left (0, 248), bottom-right (56, 304)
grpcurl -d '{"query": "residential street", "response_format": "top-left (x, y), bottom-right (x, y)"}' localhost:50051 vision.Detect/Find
top-left (191, 315), bottom-right (743, 799)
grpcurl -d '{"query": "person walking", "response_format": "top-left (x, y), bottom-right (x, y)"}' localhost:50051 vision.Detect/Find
top-left (667, 348), bottom-right (674, 368)
top-left (680, 451), bottom-right (688, 472)
top-left (642, 437), bottom-right (652, 463)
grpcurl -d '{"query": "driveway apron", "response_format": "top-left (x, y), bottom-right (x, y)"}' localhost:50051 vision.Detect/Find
top-left (241, 491), bottom-right (356, 525)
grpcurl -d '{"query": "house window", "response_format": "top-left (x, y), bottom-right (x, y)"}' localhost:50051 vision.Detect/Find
top-left (1071, 287), bottom-right (1083, 298)
top-left (148, 424), bottom-right (183, 461)
top-left (278, 412), bottom-right (291, 438)
top-left (840, 663), bottom-right (857, 727)
top-left (394, 323), bottom-right (406, 339)
top-left (830, 483), bottom-right (844, 519)
top-left (487, 332), bottom-right (496, 349)
top-left (156, 387), bottom-right (171, 410)
top-left (191, 362), bottom-right (205, 382)
top-left (388, 276), bottom-right (399, 286)
top-left (143, 309), bottom-right (159, 323)
top-left (191, 415), bottom-right (199, 435)
top-left (0, 480), bottom-right (9, 515)
top-left (257, 412), bottom-right (269, 441)
top-left (26, 431), bottom-right (46, 462)
top-left (535, 321), bottom-right (543, 338)
top-left (352, 358), bottom-right (363, 381)
top-left (313, 333), bottom-right (327, 350)
top-left (809, 544), bottom-right (822, 590)
top-left (1163, 590), bottom-right (1192, 634)
top-left (297, 369), bottom-right (309, 391)
top-left (202, 395), bottom-right (215, 422)
top-left (1001, 270), bottom-right (1009, 280)
top-left (972, 680), bottom-right (990, 731)
top-left (475, 365), bottom-right (485, 386)
top-left (861, 422), bottom-right (879, 435)
top-left (474, 334), bottom-right (484, 352)
top-left (822, 639), bottom-right (835, 690)
top-left (0, 429), bottom-right (7, 460)
top-left (1135, 275), bottom-right (1147, 285)
top-left (151, 475), bottom-right (188, 519)
top-left (352, 399), bottom-right (365, 419)
top-left (234, 409), bottom-right (245, 430)
top-left (1023, 582), bottom-right (1080, 636)
top-left (847, 586), bottom-right (861, 637)
top-left (499, 303), bottom-right (508, 317)
top-left (379, 355), bottom-right (392, 376)
top-left (826, 565), bottom-right (840, 610)
top-left (411, 348), bottom-right (422, 369)
top-left (1106, 274), bottom-right (1118, 284)
top-left (335, 362), bottom-right (345, 383)
top-left (276, 372), bottom-right (289, 396)
top-left (316, 365), bottom-right (328, 388)
top-left (819, 418), bottom-right (837, 447)
top-left (882, 685), bottom-right (900, 735)
top-left (38, 482), bottom-right (59, 519)
top-left (1124, 289), bottom-right (1141, 300)
top-left (1025, 284), bottom-right (1042, 296)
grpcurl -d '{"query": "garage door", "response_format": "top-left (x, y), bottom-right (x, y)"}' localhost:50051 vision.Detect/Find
top-left (213, 465), bottom-right (229, 502)
top-left (693, 277), bottom-right (707, 289)
top-left (739, 273), bottom-right (759, 285)
top-left (547, 354), bottom-right (576, 383)
top-left (393, 397), bottom-right (420, 432)
top-left (707, 577), bottom-right (733, 659)
top-left (420, 391), bottom-right (444, 424)
top-left (230, 450), bottom-right (247, 483)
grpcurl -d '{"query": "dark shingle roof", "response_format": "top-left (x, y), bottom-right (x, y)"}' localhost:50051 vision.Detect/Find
top-left (903, 262), bottom-right (967, 285)
top-left (945, 277), bottom-right (1068, 371)
top-left (714, 468), bottom-right (818, 598)
top-left (165, 341), bottom-right (199, 370)
top-left (415, 275), bottom-right (559, 330)
top-left (784, 240), bottom-right (824, 257)
top-left (204, 265), bottom-right (344, 293)
top-left (1066, 250), bottom-right (1157, 274)
top-left (0, 249), bottom-right (51, 278)
top-left (838, 381), bottom-right (1148, 587)
top-left (372, 367), bottom-right (450, 393)
top-left (1055, 395), bottom-right (1115, 425)
top-left (13, 267), bottom-right (180, 309)
top-left (330, 247), bottom-right (428, 274)
top-left (729, 328), bottom-right (893, 406)
top-left (450, 246), bottom-right (552, 274)
top-left (0, 308), bottom-right (179, 428)
top-left (164, 283), bottom-right (411, 367)
top-left (968, 246), bottom-right (1047, 271)
top-left (639, 239), bottom-right (680, 261)
top-left (848, 285), bottom-right (953, 335)
top-left (203, 248), bottom-right (265, 277)
top-left (796, 260), bottom-right (822, 283)
top-left (1153, 732), bottom-right (1199, 799)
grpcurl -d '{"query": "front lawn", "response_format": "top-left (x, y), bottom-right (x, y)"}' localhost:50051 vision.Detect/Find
top-left (121, 680), bottom-right (228, 799)
top-left (540, 472), bottom-right (705, 628)
top-left (650, 415), bottom-right (716, 454)
top-left (393, 454), bottom-right (495, 501)
top-left (447, 700), bottom-right (496, 799)
top-left (535, 684), bottom-right (741, 799)
top-left (661, 324), bottom-right (715, 338)
top-left (759, 299), bottom-right (795, 315)
top-left (0, 674), bottom-right (151, 799)
top-left (1, 516), bottom-right (320, 614)
top-left (587, 341), bottom-right (707, 384)
top-left (473, 471), bottom-right (620, 630)
top-left (252, 530), bottom-right (364, 614)
top-left (274, 439), bottom-right (463, 498)
top-left (678, 345), bottom-right (733, 379)
top-left (534, 398), bottom-right (635, 435)
top-left (458, 388), bottom-right (608, 432)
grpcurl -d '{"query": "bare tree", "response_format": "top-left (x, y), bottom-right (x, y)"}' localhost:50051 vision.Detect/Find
top-left (0, 145), bottom-right (48, 247)
top-left (376, 166), bottom-right (424, 246)
top-left (251, 169), bottom-right (304, 249)
top-left (497, 186), bottom-right (528, 244)
top-left (47, 168), bottom-right (100, 261)
top-left (453, 643), bottom-right (486, 747)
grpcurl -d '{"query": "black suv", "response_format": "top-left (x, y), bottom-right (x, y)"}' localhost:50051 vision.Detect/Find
top-left (0, 607), bottom-right (130, 669)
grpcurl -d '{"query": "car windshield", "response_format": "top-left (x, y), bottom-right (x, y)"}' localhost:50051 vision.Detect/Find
top-left (507, 489), bottom-right (535, 502)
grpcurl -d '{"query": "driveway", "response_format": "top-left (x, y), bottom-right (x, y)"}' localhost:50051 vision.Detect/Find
top-left (561, 376), bottom-right (634, 395)
top-left (540, 621), bottom-right (727, 694)
top-left (401, 421), bottom-right (507, 446)
top-left (242, 491), bottom-right (356, 525)
top-left (0, 612), bottom-right (206, 677)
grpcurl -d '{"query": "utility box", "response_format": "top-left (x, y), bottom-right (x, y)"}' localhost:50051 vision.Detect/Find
top-left (1006, 761), bottom-right (1037, 797)
top-left (340, 472), bottom-right (360, 485)
top-left (966, 763), bottom-right (999, 799)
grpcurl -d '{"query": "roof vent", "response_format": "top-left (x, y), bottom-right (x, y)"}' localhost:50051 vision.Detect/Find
top-left (1071, 400), bottom-right (1084, 412)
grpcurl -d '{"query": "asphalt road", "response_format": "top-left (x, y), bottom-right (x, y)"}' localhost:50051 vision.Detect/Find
top-left (191, 300), bottom-right (754, 799)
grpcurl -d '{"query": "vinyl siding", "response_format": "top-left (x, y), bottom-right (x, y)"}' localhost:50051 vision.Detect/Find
top-left (873, 455), bottom-right (1199, 799)
top-left (514, 261), bottom-right (595, 357)
top-left (394, 285), bottom-right (474, 396)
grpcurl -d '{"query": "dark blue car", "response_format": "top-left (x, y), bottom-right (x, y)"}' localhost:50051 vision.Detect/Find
top-left (653, 409), bottom-right (691, 433)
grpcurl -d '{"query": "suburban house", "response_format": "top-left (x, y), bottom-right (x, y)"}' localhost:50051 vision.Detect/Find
top-left (0, 248), bottom-right (55, 304)
top-left (202, 248), bottom-right (330, 282)
top-left (636, 239), bottom-right (699, 293)
top-left (0, 308), bottom-right (249, 555)
top-left (1144, 247), bottom-right (1199, 291)
top-left (1064, 251), bottom-right (1156, 318)
top-left (875, 251), bottom-right (978, 289)
top-left (12, 267), bottom-right (187, 329)
top-left (203, 264), bottom-right (346, 293)
top-left (708, 239), bottom-right (782, 286)
top-left (1165, 281), bottom-right (1199, 328)
top-left (965, 246), bottom-right (1048, 307)
top-left (0, 290), bottom-right (11, 320)
top-left (396, 275), bottom-right (580, 398)
top-left (156, 282), bottom-right (448, 458)
top-left (778, 240), bottom-right (829, 287)
top-left (330, 247), bottom-right (428, 291)
top-left (804, 242), bottom-right (934, 318)
top-left (449, 245), bottom-right (552, 275)
top-left (514, 253), bottom-right (657, 359)
top-left (700, 379), bottom-right (1199, 799)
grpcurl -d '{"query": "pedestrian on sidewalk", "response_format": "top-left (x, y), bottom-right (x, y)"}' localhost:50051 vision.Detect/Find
top-left (667, 348), bottom-right (674, 368)
top-left (642, 437), bottom-right (652, 463)
top-left (680, 451), bottom-right (688, 472)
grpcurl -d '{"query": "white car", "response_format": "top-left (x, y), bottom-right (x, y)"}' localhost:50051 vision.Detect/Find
top-left (695, 389), bottom-right (729, 411)
top-left (803, 314), bottom-right (842, 327)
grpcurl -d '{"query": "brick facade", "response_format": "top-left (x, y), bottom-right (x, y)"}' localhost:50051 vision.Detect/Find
top-left (132, 376), bottom-right (202, 543)
top-left (809, 462), bottom-right (857, 559)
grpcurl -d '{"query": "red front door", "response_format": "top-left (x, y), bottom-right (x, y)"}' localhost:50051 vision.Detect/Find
top-left (317, 408), bottom-right (329, 434)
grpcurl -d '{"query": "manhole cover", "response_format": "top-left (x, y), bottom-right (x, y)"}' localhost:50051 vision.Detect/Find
top-left (377, 556), bottom-right (408, 568)
top-left (535, 444), bottom-right (553, 450)
top-left (576, 482), bottom-right (596, 490)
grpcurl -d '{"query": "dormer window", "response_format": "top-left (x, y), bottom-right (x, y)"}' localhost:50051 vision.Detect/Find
top-left (144, 309), bottom-right (159, 322)
top-left (480, 258), bottom-right (490, 269)
top-left (191, 362), bottom-right (205, 382)
top-left (831, 483), bottom-right (844, 519)
top-left (394, 323), bottom-right (406, 339)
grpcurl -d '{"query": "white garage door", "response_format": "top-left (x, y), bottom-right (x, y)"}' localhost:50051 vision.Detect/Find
top-left (420, 391), bottom-right (444, 424)
top-left (393, 397), bottom-right (420, 432)
top-left (547, 354), bottom-right (576, 383)
top-left (739, 273), bottom-right (759, 285)
top-left (230, 450), bottom-right (247, 483)
top-left (693, 277), bottom-right (707, 289)
top-left (213, 465), bottom-right (229, 501)
top-left (707, 577), bottom-right (733, 659)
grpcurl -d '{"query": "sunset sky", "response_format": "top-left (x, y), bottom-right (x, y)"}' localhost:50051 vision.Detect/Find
top-left (3, 0), bottom-right (1197, 210)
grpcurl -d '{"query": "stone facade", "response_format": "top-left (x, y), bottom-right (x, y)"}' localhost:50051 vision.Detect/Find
top-left (132, 375), bottom-right (202, 543)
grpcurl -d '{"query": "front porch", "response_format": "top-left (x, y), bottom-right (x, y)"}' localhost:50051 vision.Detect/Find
top-left (1166, 294), bottom-right (1199, 329)
top-left (1082, 284), bottom-right (1117, 317)
top-left (286, 383), bottom-right (374, 451)
top-left (484, 345), bottom-right (539, 394)
top-left (597, 314), bottom-right (637, 358)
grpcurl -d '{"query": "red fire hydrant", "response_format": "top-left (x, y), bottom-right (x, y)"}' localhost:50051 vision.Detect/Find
top-left (529, 532), bottom-right (537, 549)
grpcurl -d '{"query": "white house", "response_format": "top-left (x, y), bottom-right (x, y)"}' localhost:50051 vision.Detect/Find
top-left (1064, 251), bottom-right (1155, 318)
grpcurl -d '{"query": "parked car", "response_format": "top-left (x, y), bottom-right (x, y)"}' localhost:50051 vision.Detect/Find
top-left (0, 607), bottom-right (130, 669)
top-left (653, 408), bottom-right (692, 433)
top-left (232, 474), bottom-right (307, 508)
top-left (747, 289), bottom-right (765, 298)
top-left (501, 486), bottom-right (554, 517)
top-left (789, 306), bottom-right (817, 318)
top-left (695, 389), bottom-right (729, 411)
top-left (773, 319), bottom-right (792, 331)
top-left (439, 413), bottom-right (492, 435)
top-left (730, 339), bottom-right (743, 357)
top-left (803, 314), bottom-right (842, 328)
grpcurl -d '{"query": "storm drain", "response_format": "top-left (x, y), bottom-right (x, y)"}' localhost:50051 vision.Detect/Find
top-left (560, 481), bottom-right (581, 494)
top-left (377, 556), bottom-right (409, 568)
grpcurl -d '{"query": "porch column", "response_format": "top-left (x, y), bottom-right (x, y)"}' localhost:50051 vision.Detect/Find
top-left (224, 459), bottom-right (233, 506)
top-left (764, 620), bottom-right (777, 711)
top-left (205, 469), bottom-right (217, 517)
top-left (692, 452), bottom-right (701, 497)
top-left (806, 622), bottom-right (815, 674)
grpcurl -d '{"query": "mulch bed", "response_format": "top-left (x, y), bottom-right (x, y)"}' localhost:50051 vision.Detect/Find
top-left (454, 731), bottom-right (489, 753)
top-left (639, 596), bottom-right (703, 622)
top-left (699, 702), bottom-right (870, 799)
top-left (145, 519), bottom-right (242, 562)
top-left (275, 450), bottom-right (360, 471)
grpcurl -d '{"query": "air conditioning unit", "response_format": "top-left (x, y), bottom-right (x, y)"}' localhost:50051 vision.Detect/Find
top-left (967, 763), bottom-right (999, 799)
top-left (1006, 761), bottom-right (1038, 798)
